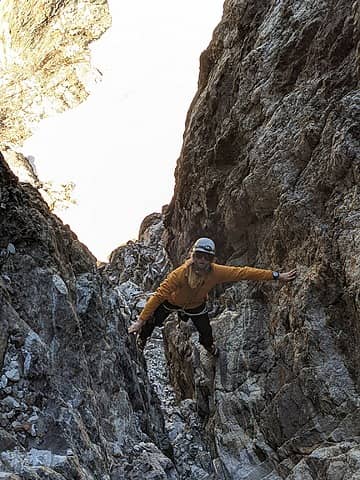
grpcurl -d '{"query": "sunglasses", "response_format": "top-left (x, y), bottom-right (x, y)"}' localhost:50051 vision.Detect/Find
top-left (194, 251), bottom-right (214, 261)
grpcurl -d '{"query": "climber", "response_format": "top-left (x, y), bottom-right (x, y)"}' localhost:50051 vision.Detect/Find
top-left (128, 237), bottom-right (297, 355)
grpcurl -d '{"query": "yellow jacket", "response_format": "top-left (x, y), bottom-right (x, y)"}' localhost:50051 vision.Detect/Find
top-left (139, 260), bottom-right (273, 322)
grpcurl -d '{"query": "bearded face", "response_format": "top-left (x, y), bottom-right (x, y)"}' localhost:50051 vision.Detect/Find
top-left (191, 251), bottom-right (213, 274)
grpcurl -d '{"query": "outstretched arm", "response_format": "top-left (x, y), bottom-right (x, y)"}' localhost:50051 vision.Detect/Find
top-left (212, 264), bottom-right (297, 283)
top-left (128, 268), bottom-right (181, 334)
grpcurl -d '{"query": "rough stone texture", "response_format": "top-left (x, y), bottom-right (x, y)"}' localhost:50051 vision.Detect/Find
top-left (163, 0), bottom-right (360, 478)
top-left (0, 156), bottom-right (175, 479)
top-left (142, 317), bottom-right (217, 480)
top-left (0, 0), bottom-right (111, 147)
top-left (1, 0), bottom-right (360, 478)
top-left (108, 213), bottom-right (171, 292)
top-left (105, 215), bottom-right (218, 479)
top-left (0, 157), bottom-right (219, 479)
top-left (166, 0), bottom-right (359, 264)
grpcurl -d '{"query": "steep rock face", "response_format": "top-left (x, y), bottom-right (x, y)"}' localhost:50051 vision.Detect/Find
top-left (164, 0), bottom-right (360, 478)
top-left (0, 155), bottom-right (175, 479)
top-left (0, 0), bottom-right (111, 147)
top-left (1, 0), bottom-right (359, 478)
top-left (166, 0), bottom-right (359, 263)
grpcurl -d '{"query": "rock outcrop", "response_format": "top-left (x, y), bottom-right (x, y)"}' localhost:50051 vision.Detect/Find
top-left (0, 155), bottom-right (221, 478)
top-left (0, 155), bottom-right (177, 479)
top-left (163, 0), bottom-right (360, 478)
top-left (0, 0), bottom-right (111, 147)
top-left (0, 0), bottom-right (108, 217)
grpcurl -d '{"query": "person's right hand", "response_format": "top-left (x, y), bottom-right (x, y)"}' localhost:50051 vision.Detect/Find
top-left (128, 319), bottom-right (144, 334)
top-left (279, 269), bottom-right (297, 282)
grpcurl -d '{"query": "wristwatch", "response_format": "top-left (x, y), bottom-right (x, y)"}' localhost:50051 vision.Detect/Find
top-left (272, 271), bottom-right (280, 281)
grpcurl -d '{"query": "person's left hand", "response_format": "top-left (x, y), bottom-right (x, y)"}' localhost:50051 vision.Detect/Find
top-left (279, 269), bottom-right (297, 282)
top-left (128, 319), bottom-right (144, 334)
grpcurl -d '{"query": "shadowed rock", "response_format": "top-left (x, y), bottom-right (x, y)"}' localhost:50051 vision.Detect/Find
top-left (0, 154), bottom-right (174, 479)
top-left (164, 0), bottom-right (360, 478)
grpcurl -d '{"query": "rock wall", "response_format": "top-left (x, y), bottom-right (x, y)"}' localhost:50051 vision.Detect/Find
top-left (1, 0), bottom-right (360, 478)
top-left (0, 0), bottom-right (111, 147)
top-left (0, 156), bottom-right (175, 479)
top-left (166, 0), bottom-right (359, 265)
top-left (164, 0), bottom-right (360, 478)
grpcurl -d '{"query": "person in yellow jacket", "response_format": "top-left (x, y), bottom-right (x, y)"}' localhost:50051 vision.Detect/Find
top-left (128, 237), bottom-right (297, 355)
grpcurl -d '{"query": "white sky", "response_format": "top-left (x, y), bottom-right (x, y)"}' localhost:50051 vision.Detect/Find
top-left (23, 1), bottom-right (224, 261)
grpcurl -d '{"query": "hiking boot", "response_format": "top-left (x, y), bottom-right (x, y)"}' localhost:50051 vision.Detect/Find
top-left (206, 344), bottom-right (219, 356)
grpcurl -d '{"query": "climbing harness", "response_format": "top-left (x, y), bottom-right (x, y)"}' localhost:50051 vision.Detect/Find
top-left (163, 302), bottom-right (208, 317)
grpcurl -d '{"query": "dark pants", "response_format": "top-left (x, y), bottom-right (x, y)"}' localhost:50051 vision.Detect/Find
top-left (138, 301), bottom-right (214, 350)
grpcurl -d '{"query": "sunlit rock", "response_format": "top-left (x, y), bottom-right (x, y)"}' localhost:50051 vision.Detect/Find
top-left (0, 0), bottom-right (111, 146)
